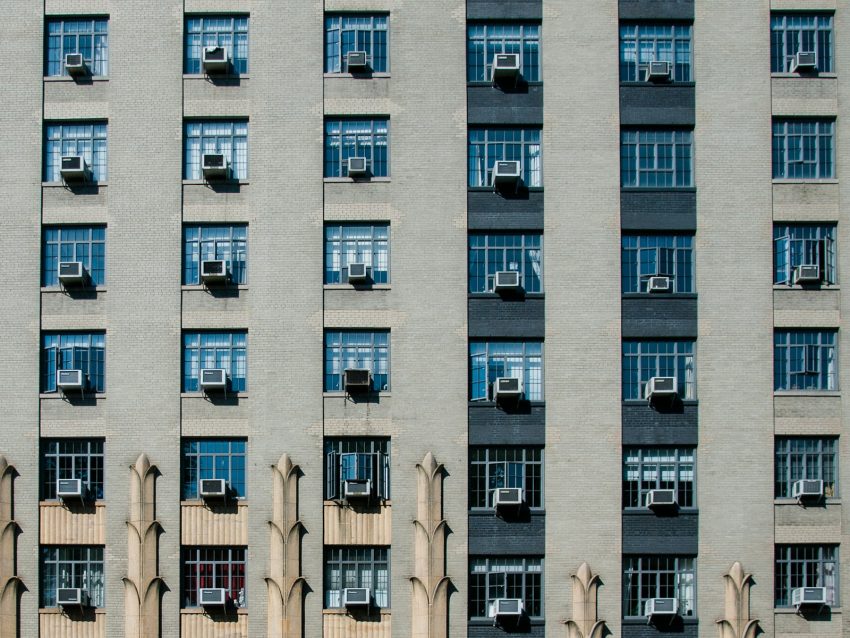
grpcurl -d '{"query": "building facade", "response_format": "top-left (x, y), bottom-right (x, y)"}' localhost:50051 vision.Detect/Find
top-left (0, 0), bottom-right (847, 637)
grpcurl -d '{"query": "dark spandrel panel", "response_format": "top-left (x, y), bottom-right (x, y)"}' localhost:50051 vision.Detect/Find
top-left (623, 511), bottom-right (698, 554)
top-left (619, 0), bottom-right (694, 20)
top-left (622, 296), bottom-right (697, 339)
top-left (468, 85), bottom-right (543, 126)
top-left (469, 512), bottom-right (545, 554)
top-left (622, 403), bottom-right (698, 446)
top-left (621, 191), bottom-right (696, 232)
top-left (468, 190), bottom-right (544, 230)
top-left (620, 86), bottom-right (695, 127)
top-left (467, 0), bottom-right (542, 21)
top-left (469, 297), bottom-right (545, 339)
top-left (469, 404), bottom-right (545, 445)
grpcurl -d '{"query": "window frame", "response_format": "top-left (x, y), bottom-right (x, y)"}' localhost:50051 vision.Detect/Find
top-left (621, 234), bottom-right (694, 294)
top-left (623, 447), bottom-right (696, 509)
top-left (324, 14), bottom-right (389, 74)
top-left (44, 121), bottom-right (108, 183)
top-left (468, 233), bottom-right (543, 294)
top-left (469, 556), bottom-right (544, 620)
top-left (467, 23), bottom-right (541, 83)
top-left (774, 330), bottom-right (837, 392)
top-left (41, 546), bottom-right (105, 608)
top-left (775, 544), bottom-right (839, 608)
top-left (775, 437), bottom-right (837, 498)
top-left (469, 447), bottom-right (544, 510)
top-left (45, 17), bottom-right (109, 77)
top-left (182, 546), bottom-right (247, 609)
top-left (41, 439), bottom-right (105, 501)
top-left (184, 14), bottom-right (249, 75)
top-left (622, 340), bottom-right (696, 401)
top-left (41, 332), bottom-right (106, 393)
top-left (324, 223), bottom-right (390, 285)
top-left (183, 119), bottom-right (249, 181)
top-left (324, 546), bottom-right (390, 609)
top-left (182, 331), bottom-right (248, 393)
top-left (623, 555), bottom-right (696, 618)
top-left (324, 438), bottom-right (390, 500)
top-left (183, 224), bottom-right (248, 286)
top-left (772, 119), bottom-right (835, 180)
top-left (770, 13), bottom-right (834, 74)
top-left (468, 127), bottom-right (542, 188)
top-left (619, 23), bottom-right (693, 83)
top-left (621, 129), bottom-right (694, 189)
top-left (42, 225), bottom-right (106, 288)
top-left (181, 439), bottom-right (247, 500)
top-left (324, 330), bottom-right (390, 392)
top-left (774, 224), bottom-right (837, 286)
top-left (469, 340), bottom-right (544, 402)
top-left (324, 118), bottom-right (390, 178)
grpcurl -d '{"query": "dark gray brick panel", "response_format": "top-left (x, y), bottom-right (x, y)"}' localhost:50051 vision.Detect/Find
top-left (621, 296), bottom-right (697, 339)
top-left (619, 0), bottom-right (695, 20)
top-left (622, 403), bottom-right (698, 445)
top-left (622, 619), bottom-right (699, 638)
top-left (469, 296), bottom-right (545, 338)
top-left (468, 190), bottom-right (544, 230)
top-left (620, 86), bottom-right (695, 127)
top-left (469, 623), bottom-right (547, 637)
top-left (467, 0), bottom-right (543, 20)
top-left (621, 191), bottom-right (696, 231)
top-left (468, 85), bottom-right (544, 126)
top-left (469, 404), bottom-right (545, 445)
top-left (469, 512), bottom-right (545, 554)
top-left (622, 511), bottom-right (698, 554)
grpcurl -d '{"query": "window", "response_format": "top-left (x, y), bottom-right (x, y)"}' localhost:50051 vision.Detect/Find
top-left (470, 341), bottom-right (543, 402)
top-left (183, 332), bottom-right (247, 392)
top-left (324, 224), bottom-right (389, 284)
top-left (184, 120), bottom-right (248, 180)
top-left (771, 14), bottom-right (833, 73)
top-left (325, 15), bottom-right (388, 73)
top-left (185, 15), bottom-right (249, 74)
top-left (324, 438), bottom-right (390, 500)
top-left (182, 439), bottom-right (246, 499)
top-left (46, 18), bottom-right (108, 77)
top-left (622, 235), bottom-right (693, 293)
top-left (622, 340), bottom-right (695, 401)
top-left (182, 547), bottom-right (246, 608)
top-left (775, 545), bottom-right (838, 607)
top-left (42, 226), bottom-right (106, 287)
top-left (324, 547), bottom-right (389, 608)
top-left (623, 448), bottom-right (695, 508)
top-left (183, 225), bottom-right (247, 285)
top-left (623, 556), bottom-right (695, 617)
top-left (41, 546), bottom-right (105, 608)
top-left (469, 557), bottom-right (543, 619)
top-left (470, 447), bottom-right (543, 509)
top-left (42, 332), bottom-right (105, 393)
top-left (774, 224), bottom-right (836, 285)
top-left (41, 439), bottom-right (104, 500)
top-left (324, 119), bottom-right (389, 178)
top-left (467, 24), bottom-right (540, 82)
top-left (324, 331), bottom-right (389, 392)
top-left (469, 234), bottom-right (543, 294)
top-left (775, 437), bottom-right (837, 498)
top-left (774, 330), bottom-right (836, 391)
top-left (468, 128), bottom-right (542, 188)
top-left (620, 24), bottom-right (692, 82)
top-left (772, 119), bottom-right (834, 180)
top-left (621, 129), bottom-right (693, 188)
top-left (45, 122), bottom-right (108, 183)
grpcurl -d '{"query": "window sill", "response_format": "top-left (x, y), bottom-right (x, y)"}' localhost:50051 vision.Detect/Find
top-left (623, 507), bottom-right (699, 514)
top-left (324, 72), bottom-right (391, 78)
top-left (468, 400), bottom-right (545, 407)
top-left (620, 81), bottom-right (695, 87)
top-left (42, 286), bottom-right (107, 293)
top-left (622, 399), bottom-right (698, 405)
top-left (470, 507), bottom-right (545, 515)
top-left (41, 499), bottom-right (105, 506)
top-left (183, 73), bottom-right (250, 80)
top-left (324, 499), bottom-right (392, 506)
top-left (44, 76), bottom-right (109, 82)
top-left (775, 497), bottom-right (840, 505)
top-left (468, 292), bottom-right (544, 299)
top-left (324, 608), bottom-right (391, 615)
top-left (469, 618), bottom-right (545, 626)
top-left (180, 392), bottom-right (249, 398)
top-left (775, 607), bottom-right (842, 614)
top-left (323, 177), bottom-right (391, 183)
top-left (182, 179), bottom-right (250, 186)
top-left (774, 390), bottom-right (840, 397)
top-left (467, 81), bottom-right (543, 87)
top-left (772, 179), bottom-right (838, 185)
top-left (324, 284), bottom-right (391, 290)
top-left (773, 284), bottom-right (839, 291)
top-left (771, 72), bottom-right (837, 79)
top-left (623, 617), bottom-right (697, 624)
top-left (181, 607), bottom-right (248, 615)
top-left (40, 392), bottom-right (105, 399)
top-left (181, 284), bottom-right (248, 291)
top-left (43, 181), bottom-right (108, 187)
top-left (467, 186), bottom-right (543, 192)
top-left (181, 499), bottom-right (247, 505)
top-left (622, 293), bottom-right (697, 299)
top-left (323, 392), bottom-right (391, 398)
top-left (41, 607), bottom-right (106, 614)
top-left (620, 186), bottom-right (696, 192)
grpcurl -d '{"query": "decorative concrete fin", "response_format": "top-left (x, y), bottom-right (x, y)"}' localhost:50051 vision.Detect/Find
top-left (0, 457), bottom-right (20, 638)
top-left (565, 563), bottom-right (606, 638)
top-left (266, 454), bottom-right (307, 637)
top-left (717, 562), bottom-right (759, 638)
top-left (411, 452), bottom-right (451, 638)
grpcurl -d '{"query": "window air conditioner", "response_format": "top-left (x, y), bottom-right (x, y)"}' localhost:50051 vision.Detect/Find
top-left (199, 587), bottom-right (227, 607)
top-left (646, 488), bottom-right (677, 510)
top-left (200, 259), bottom-right (229, 283)
top-left (493, 487), bottom-right (524, 510)
top-left (791, 51), bottom-right (817, 73)
top-left (644, 376), bottom-right (677, 401)
top-left (792, 479), bottom-right (824, 501)
top-left (494, 270), bottom-right (522, 293)
top-left (347, 157), bottom-right (369, 177)
top-left (491, 53), bottom-right (520, 80)
top-left (645, 61), bottom-right (672, 82)
top-left (202, 153), bottom-right (229, 180)
top-left (343, 368), bottom-right (372, 393)
top-left (346, 51), bottom-right (369, 71)
top-left (491, 161), bottom-right (522, 187)
top-left (491, 598), bottom-right (524, 621)
top-left (199, 368), bottom-right (227, 391)
top-left (792, 587), bottom-right (828, 608)
top-left (793, 265), bottom-right (821, 284)
top-left (57, 478), bottom-right (85, 500)
top-left (199, 478), bottom-right (227, 499)
top-left (58, 261), bottom-right (87, 286)
top-left (344, 479), bottom-right (372, 500)
top-left (347, 262), bottom-right (370, 283)
top-left (60, 156), bottom-right (91, 183)
top-left (343, 587), bottom-right (371, 608)
top-left (57, 369), bottom-right (84, 393)
top-left (647, 276), bottom-right (672, 293)
top-left (645, 597), bottom-right (679, 618)
top-left (493, 377), bottom-right (523, 403)
top-left (202, 46), bottom-right (230, 73)
top-left (57, 588), bottom-right (89, 607)
top-left (64, 53), bottom-right (87, 76)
